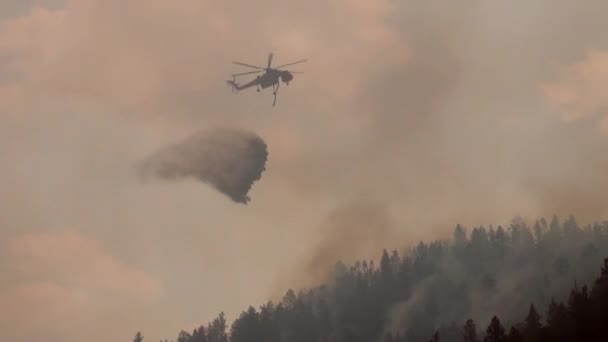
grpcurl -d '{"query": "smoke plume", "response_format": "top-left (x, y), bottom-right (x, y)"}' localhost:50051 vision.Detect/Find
top-left (270, 200), bottom-right (401, 297)
top-left (139, 127), bottom-right (268, 204)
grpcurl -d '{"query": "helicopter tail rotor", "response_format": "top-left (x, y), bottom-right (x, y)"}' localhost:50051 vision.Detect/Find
top-left (226, 80), bottom-right (240, 93)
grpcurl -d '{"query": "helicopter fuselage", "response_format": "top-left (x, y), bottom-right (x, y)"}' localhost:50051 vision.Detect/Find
top-left (258, 69), bottom-right (279, 88)
top-left (236, 69), bottom-right (292, 90)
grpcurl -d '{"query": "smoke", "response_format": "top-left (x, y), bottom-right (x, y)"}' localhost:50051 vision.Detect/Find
top-left (138, 127), bottom-right (268, 204)
top-left (266, 0), bottom-right (608, 319)
top-left (270, 200), bottom-right (400, 296)
top-left (4, 1), bottom-right (608, 341)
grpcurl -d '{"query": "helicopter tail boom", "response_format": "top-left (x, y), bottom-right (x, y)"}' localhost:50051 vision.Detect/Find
top-left (226, 80), bottom-right (241, 92)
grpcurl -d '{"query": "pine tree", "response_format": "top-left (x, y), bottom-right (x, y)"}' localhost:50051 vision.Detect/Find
top-left (463, 319), bottom-right (479, 342)
top-left (177, 330), bottom-right (192, 342)
top-left (549, 215), bottom-right (561, 238)
top-left (390, 249), bottom-right (401, 274)
top-left (592, 258), bottom-right (608, 298)
top-left (546, 299), bottom-right (570, 340)
top-left (281, 289), bottom-right (297, 310)
top-left (484, 316), bottom-right (506, 342)
top-left (454, 224), bottom-right (467, 244)
top-left (191, 326), bottom-right (208, 342)
top-left (208, 312), bottom-right (228, 342)
top-left (505, 327), bottom-right (523, 342)
top-left (230, 306), bottom-right (260, 342)
top-left (380, 249), bottom-right (394, 284)
top-left (591, 258), bottom-right (608, 333)
top-left (524, 304), bottom-right (541, 338)
top-left (568, 285), bottom-right (593, 341)
top-left (533, 220), bottom-right (544, 242)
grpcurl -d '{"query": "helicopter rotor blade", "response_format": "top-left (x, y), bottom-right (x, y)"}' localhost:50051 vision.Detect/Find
top-left (267, 53), bottom-right (273, 68)
top-left (274, 59), bottom-right (308, 69)
top-left (232, 61), bottom-right (265, 70)
top-left (232, 70), bottom-right (264, 77)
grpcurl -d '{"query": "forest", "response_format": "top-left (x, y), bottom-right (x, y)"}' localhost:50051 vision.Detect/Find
top-left (134, 215), bottom-right (608, 342)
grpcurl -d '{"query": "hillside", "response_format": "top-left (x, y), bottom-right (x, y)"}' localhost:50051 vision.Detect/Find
top-left (143, 215), bottom-right (608, 342)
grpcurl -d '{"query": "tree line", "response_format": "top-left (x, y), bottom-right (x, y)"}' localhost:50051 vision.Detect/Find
top-left (134, 215), bottom-right (608, 342)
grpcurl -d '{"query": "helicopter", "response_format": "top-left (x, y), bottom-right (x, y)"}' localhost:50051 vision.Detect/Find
top-left (226, 53), bottom-right (307, 106)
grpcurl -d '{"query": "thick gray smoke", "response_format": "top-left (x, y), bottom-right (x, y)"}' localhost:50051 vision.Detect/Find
top-left (139, 127), bottom-right (268, 204)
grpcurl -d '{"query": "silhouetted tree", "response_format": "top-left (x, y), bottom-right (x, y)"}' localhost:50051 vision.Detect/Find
top-left (230, 306), bottom-right (260, 342)
top-left (523, 304), bottom-right (541, 339)
top-left (390, 249), bottom-right (401, 274)
top-left (134, 332), bottom-right (144, 342)
top-left (505, 327), bottom-right (523, 342)
top-left (454, 225), bottom-right (467, 245)
top-left (484, 316), bottom-right (506, 342)
top-left (191, 326), bottom-right (208, 342)
top-left (177, 331), bottom-right (192, 342)
top-left (568, 285), bottom-right (593, 340)
top-left (462, 319), bottom-right (479, 342)
top-left (533, 221), bottom-right (544, 243)
top-left (380, 249), bottom-right (394, 286)
top-left (208, 313), bottom-right (228, 342)
top-left (591, 258), bottom-right (608, 335)
top-left (545, 299), bottom-right (571, 340)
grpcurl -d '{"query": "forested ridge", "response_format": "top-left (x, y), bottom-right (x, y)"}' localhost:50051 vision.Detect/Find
top-left (134, 215), bottom-right (608, 342)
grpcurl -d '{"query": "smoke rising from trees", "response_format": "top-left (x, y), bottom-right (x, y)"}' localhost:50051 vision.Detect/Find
top-left (151, 215), bottom-right (608, 342)
top-left (138, 127), bottom-right (268, 204)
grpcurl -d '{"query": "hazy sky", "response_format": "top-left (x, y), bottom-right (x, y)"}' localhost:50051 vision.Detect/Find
top-left (1, 1), bottom-right (608, 341)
